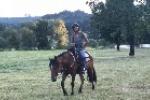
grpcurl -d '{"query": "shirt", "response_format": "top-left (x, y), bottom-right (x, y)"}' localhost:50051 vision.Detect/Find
top-left (72, 31), bottom-right (88, 50)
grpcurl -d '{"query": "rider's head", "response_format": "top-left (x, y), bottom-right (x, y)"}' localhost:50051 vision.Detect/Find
top-left (72, 23), bottom-right (80, 32)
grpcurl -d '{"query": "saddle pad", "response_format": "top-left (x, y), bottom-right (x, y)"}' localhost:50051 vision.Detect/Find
top-left (85, 57), bottom-right (90, 62)
top-left (80, 49), bottom-right (89, 58)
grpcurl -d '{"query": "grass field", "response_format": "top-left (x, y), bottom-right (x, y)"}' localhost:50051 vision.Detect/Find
top-left (0, 48), bottom-right (150, 100)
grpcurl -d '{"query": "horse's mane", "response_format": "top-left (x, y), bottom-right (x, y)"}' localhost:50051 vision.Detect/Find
top-left (55, 51), bottom-right (67, 59)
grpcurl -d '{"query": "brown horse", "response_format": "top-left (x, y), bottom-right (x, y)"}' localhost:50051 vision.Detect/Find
top-left (49, 50), bottom-right (97, 96)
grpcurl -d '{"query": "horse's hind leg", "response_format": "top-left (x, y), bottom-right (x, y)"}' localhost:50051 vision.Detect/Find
top-left (87, 60), bottom-right (96, 90)
top-left (61, 73), bottom-right (68, 96)
top-left (78, 74), bottom-right (85, 93)
top-left (71, 75), bottom-right (76, 95)
top-left (90, 70), bottom-right (95, 90)
top-left (90, 70), bottom-right (96, 90)
top-left (92, 82), bottom-right (95, 90)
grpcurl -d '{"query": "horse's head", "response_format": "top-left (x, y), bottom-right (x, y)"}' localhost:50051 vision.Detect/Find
top-left (49, 56), bottom-right (62, 82)
top-left (49, 52), bottom-right (75, 82)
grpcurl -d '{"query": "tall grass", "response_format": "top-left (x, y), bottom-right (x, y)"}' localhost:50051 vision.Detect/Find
top-left (0, 49), bottom-right (150, 100)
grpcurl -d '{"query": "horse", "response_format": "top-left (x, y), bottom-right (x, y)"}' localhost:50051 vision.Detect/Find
top-left (49, 49), bottom-right (97, 96)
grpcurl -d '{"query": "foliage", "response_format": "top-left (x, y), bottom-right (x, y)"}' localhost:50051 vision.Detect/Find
top-left (34, 19), bottom-right (69, 49)
top-left (1, 27), bottom-right (20, 49)
top-left (35, 20), bottom-right (49, 49)
top-left (43, 10), bottom-right (91, 33)
top-left (52, 20), bottom-right (68, 48)
top-left (89, 39), bottom-right (99, 48)
top-left (19, 27), bottom-right (36, 49)
top-left (0, 37), bottom-right (8, 49)
top-left (0, 18), bottom-right (69, 50)
top-left (87, 0), bottom-right (150, 55)
top-left (0, 17), bottom-right (40, 25)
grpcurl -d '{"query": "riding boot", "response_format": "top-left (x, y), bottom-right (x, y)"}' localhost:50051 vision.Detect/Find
top-left (81, 58), bottom-right (87, 74)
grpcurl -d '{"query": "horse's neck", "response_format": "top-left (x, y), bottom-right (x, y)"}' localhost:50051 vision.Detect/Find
top-left (63, 51), bottom-right (76, 69)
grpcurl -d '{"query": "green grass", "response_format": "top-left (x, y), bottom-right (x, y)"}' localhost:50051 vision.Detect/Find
top-left (0, 48), bottom-right (150, 100)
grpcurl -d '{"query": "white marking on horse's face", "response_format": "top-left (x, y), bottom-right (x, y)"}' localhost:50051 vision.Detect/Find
top-left (49, 62), bottom-right (52, 70)
top-left (50, 64), bottom-right (54, 70)
top-left (50, 64), bottom-right (57, 82)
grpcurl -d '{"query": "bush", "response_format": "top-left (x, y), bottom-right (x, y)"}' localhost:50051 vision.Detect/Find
top-left (99, 39), bottom-right (112, 47)
top-left (0, 37), bottom-right (8, 49)
top-left (89, 39), bottom-right (99, 48)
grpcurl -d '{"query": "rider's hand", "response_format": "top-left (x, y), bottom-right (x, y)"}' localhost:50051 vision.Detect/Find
top-left (82, 42), bottom-right (88, 47)
top-left (70, 43), bottom-right (75, 47)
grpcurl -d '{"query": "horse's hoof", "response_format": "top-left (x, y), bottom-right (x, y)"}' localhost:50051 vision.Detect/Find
top-left (64, 93), bottom-right (68, 96)
top-left (78, 91), bottom-right (82, 94)
top-left (92, 86), bottom-right (95, 90)
top-left (63, 92), bottom-right (68, 96)
top-left (71, 92), bottom-right (74, 95)
top-left (78, 90), bottom-right (82, 94)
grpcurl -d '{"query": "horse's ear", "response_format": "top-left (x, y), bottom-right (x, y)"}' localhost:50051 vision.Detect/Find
top-left (54, 56), bottom-right (57, 60)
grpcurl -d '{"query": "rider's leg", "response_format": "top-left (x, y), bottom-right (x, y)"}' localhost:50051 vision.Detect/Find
top-left (78, 49), bottom-right (88, 73)
top-left (81, 58), bottom-right (87, 72)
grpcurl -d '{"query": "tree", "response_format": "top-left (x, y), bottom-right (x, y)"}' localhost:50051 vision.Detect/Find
top-left (20, 22), bottom-right (36, 31)
top-left (35, 20), bottom-right (49, 49)
top-left (123, 0), bottom-right (138, 56)
top-left (2, 27), bottom-right (20, 49)
top-left (0, 37), bottom-right (7, 49)
top-left (0, 24), bottom-right (6, 40)
top-left (143, 0), bottom-right (150, 43)
top-left (87, 0), bottom-right (140, 56)
top-left (42, 10), bottom-right (91, 33)
top-left (88, 0), bottom-right (124, 51)
top-left (0, 24), bottom-right (5, 31)
top-left (52, 20), bottom-right (68, 48)
top-left (35, 19), bottom-right (69, 49)
top-left (19, 27), bottom-right (36, 49)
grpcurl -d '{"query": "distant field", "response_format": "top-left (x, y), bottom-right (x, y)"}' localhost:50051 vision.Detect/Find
top-left (0, 48), bottom-right (150, 100)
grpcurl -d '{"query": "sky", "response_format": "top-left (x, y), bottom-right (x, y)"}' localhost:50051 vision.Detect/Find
top-left (0, 0), bottom-right (104, 17)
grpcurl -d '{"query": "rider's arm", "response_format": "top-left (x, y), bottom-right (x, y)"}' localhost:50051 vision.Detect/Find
top-left (82, 33), bottom-right (89, 47)
top-left (70, 34), bottom-right (75, 47)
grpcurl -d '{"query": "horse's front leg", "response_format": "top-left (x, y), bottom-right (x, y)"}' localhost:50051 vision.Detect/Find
top-left (61, 73), bottom-right (68, 96)
top-left (78, 74), bottom-right (85, 93)
top-left (71, 74), bottom-right (76, 95)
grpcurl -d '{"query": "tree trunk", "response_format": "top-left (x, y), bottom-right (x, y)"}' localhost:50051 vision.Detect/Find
top-left (115, 32), bottom-right (121, 51)
top-left (129, 34), bottom-right (135, 56)
top-left (116, 43), bottom-right (120, 51)
top-left (129, 44), bottom-right (135, 56)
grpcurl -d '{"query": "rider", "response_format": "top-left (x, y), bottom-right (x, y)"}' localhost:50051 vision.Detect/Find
top-left (71, 23), bottom-right (89, 74)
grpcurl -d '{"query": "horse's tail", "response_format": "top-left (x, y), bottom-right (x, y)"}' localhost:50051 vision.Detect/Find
top-left (87, 66), bottom-right (97, 83)
top-left (92, 67), bottom-right (97, 82)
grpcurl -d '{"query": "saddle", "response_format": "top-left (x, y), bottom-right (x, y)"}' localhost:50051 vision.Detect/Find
top-left (68, 47), bottom-right (91, 63)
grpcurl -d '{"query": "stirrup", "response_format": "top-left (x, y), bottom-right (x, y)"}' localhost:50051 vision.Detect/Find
top-left (80, 68), bottom-right (86, 74)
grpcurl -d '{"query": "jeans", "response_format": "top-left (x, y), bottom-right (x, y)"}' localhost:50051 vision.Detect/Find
top-left (77, 49), bottom-right (89, 71)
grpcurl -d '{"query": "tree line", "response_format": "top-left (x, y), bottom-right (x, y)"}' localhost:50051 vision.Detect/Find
top-left (0, 2), bottom-right (150, 55)
top-left (0, 10), bottom-right (91, 50)
top-left (87, 0), bottom-right (150, 56)
top-left (0, 19), bottom-right (68, 50)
